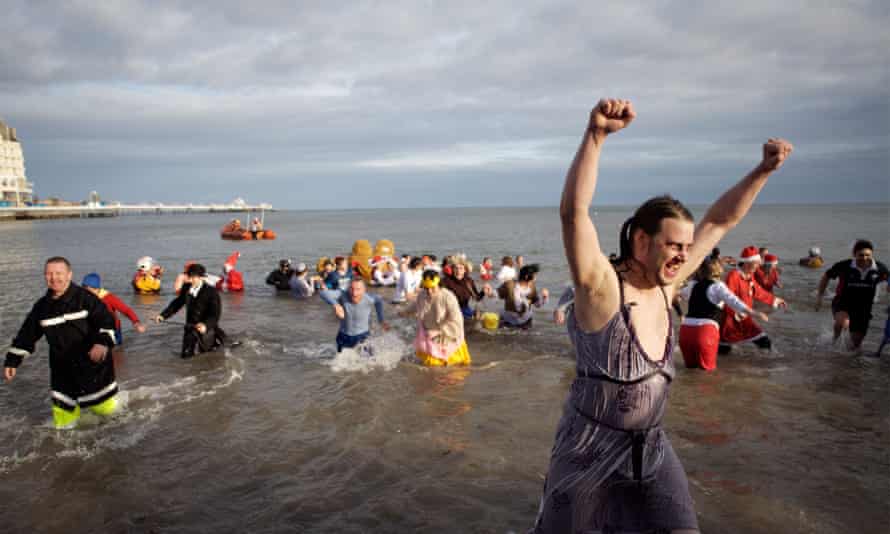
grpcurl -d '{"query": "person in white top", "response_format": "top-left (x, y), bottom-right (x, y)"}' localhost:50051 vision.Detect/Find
top-left (495, 255), bottom-right (517, 286)
top-left (392, 257), bottom-right (423, 303)
top-left (499, 264), bottom-right (549, 328)
top-left (678, 258), bottom-right (768, 370)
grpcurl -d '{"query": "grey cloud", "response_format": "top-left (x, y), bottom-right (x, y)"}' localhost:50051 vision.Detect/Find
top-left (1, 0), bottom-right (887, 208)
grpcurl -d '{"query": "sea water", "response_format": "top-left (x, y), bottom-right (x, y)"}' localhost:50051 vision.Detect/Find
top-left (0, 204), bottom-right (887, 533)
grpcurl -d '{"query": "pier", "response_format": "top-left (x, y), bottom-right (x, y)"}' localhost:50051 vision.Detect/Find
top-left (0, 200), bottom-right (274, 221)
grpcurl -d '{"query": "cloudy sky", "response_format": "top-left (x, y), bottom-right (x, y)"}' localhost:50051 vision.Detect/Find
top-left (1, 1), bottom-right (887, 209)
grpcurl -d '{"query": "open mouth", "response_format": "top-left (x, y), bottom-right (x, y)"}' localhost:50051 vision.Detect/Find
top-left (664, 258), bottom-right (683, 278)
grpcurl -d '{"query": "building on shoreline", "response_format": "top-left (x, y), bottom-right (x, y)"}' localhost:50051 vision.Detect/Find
top-left (0, 119), bottom-right (34, 207)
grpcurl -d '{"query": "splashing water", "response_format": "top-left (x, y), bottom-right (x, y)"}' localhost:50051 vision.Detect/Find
top-left (325, 331), bottom-right (411, 373)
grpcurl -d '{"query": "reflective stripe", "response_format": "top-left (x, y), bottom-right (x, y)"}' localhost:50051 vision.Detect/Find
top-left (8, 347), bottom-right (31, 357)
top-left (51, 390), bottom-right (78, 408)
top-left (39, 310), bottom-right (89, 327)
top-left (78, 381), bottom-right (118, 404)
top-left (100, 328), bottom-right (117, 345)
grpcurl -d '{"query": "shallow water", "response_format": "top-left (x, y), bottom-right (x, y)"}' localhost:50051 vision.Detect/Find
top-left (0, 205), bottom-right (888, 533)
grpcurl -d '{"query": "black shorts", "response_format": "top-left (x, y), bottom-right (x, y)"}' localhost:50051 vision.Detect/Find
top-left (832, 299), bottom-right (873, 334)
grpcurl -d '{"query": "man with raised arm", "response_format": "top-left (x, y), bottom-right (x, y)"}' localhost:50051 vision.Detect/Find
top-left (530, 99), bottom-right (792, 534)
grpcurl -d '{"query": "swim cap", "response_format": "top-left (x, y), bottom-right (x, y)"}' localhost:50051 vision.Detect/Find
top-left (295, 262), bottom-right (307, 274)
top-left (809, 246), bottom-right (821, 257)
top-left (137, 256), bottom-right (153, 271)
top-left (82, 273), bottom-right (101, 288)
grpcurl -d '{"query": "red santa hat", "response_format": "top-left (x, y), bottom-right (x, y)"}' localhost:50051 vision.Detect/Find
top-left (738, 246), bottom-right (762, 263)
top-left (763, 254), bottom-right (778, 265)
top-left (224, 251), bottom-right (240, 272)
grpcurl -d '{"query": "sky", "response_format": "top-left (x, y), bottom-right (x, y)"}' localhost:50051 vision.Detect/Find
top-left (1, 0), bottom-right (887, 209)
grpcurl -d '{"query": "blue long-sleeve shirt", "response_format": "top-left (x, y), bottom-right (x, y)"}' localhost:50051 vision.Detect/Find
top-left (337, 292), bottom-right (385, 336)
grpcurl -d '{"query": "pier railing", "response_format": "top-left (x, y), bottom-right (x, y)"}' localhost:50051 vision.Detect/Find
top-left (0, 202), bottom-right (274, 220)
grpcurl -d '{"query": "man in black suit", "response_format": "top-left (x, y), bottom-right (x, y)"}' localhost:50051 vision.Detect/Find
top-left (155, 263), bottom-right (226, 358)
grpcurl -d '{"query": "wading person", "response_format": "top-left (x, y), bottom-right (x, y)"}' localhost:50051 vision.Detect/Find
top-left (4, 257), bottom-right (118, 429)
top-left (499, 264), bottom-right (549, 329)
top-left (411, 270), bottom-right (471, 366)
top-left (265, 259), bottom-right (293, 291)
top-left (816, 239), bottom-right (889, 350)
top-left (332, 279), bottom-right (389, 352)
top-left (155, 263), bottom-right (226, 358)
top-left (531, 98), bottom-right (792, 533)
top-left (81, 272), bottom-right (147, 346)
top-left (442, 257), bottom-right (490, 319)
top-left (679, 258), bottom-right (768, 370)
top-left (719, 246), bottom-right (786, 354)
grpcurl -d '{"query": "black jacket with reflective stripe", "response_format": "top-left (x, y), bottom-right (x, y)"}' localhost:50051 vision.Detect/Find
top-left (5, 284), bottom-right (116, 370)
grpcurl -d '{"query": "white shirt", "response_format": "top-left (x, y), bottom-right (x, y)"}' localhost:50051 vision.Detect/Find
top-left (680, 279), bottom-right (752, 325)
top-left (188, 279), bottom-right (204, 298)
top-left (393, 269), bottom-right (421, 303)
top-left (495, 266), bottom-right (517, 285)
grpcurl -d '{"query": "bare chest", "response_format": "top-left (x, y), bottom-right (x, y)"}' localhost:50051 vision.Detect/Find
top-left (624, 294), bottom-right (671, 362)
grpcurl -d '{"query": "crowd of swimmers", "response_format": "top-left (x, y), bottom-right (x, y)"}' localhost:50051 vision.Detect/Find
top-left (2, 238), bottom-right (886, 431)
top-left (262, 252), bottom-right (551, 360)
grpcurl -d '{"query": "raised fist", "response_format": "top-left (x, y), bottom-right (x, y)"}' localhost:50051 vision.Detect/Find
top-left (589, 99), bottom-right (636, 137)
top-left (760, 138), bottom-right (793, 172)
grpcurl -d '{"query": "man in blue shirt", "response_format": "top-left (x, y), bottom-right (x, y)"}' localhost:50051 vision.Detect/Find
top-left (332, 279), bottom-right (389, 352)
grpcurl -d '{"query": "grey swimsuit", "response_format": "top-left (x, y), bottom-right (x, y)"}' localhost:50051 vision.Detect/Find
top-left (531, 276), bottom-right (698, 533)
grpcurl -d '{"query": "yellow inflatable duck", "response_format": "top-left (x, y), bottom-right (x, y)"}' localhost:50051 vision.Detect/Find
top-left (350, 240), bottom-right (373, 282)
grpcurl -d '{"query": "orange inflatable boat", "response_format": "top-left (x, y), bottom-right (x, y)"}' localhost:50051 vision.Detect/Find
top-left (220, 220), bottom-right (276, 240)
top-left (221, 229), bottom-right (277, 240)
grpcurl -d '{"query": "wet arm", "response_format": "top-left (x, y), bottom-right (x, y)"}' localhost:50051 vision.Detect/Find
top-left (559, 130), bottom-right (611, 297)
top-left (679, 140), bottom-right (793, 284)
top-left (709, 281), bottom-right (753, 318)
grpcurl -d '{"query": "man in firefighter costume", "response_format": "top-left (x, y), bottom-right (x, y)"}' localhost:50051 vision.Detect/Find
top-left (4, 256), bottom-right (118, 429)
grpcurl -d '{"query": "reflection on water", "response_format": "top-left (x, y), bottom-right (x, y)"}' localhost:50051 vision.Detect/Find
top-left (0, 206), bottom-right (888, 533)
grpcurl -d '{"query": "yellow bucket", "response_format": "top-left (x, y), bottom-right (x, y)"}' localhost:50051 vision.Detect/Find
top-left (481, 312), bottom-right (499, 331)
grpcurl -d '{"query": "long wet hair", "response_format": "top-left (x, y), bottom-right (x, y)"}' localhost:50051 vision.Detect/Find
top-left (694, 257), bottom-right (723, 282)
top-left (611, 195), bottom-right (693, 270)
